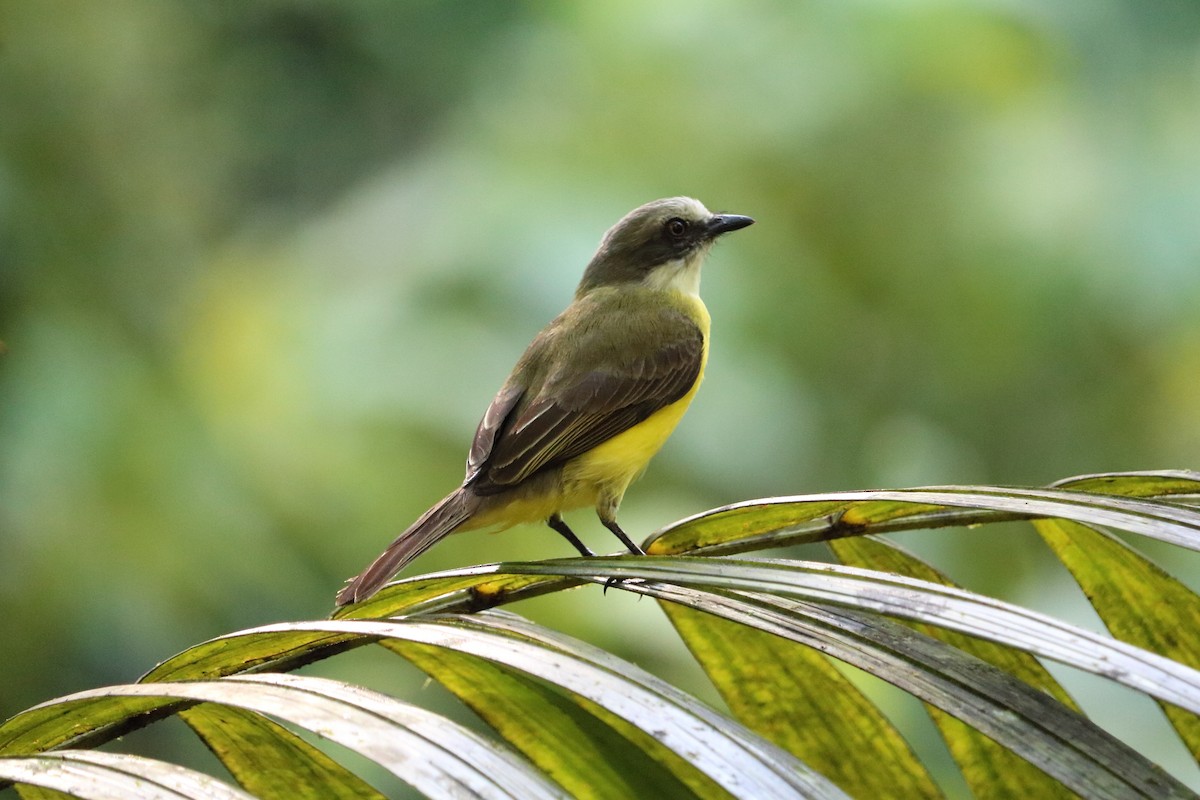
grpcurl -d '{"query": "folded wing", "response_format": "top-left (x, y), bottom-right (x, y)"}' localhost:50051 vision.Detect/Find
top-left (466, 314), bottom-right (703, 495)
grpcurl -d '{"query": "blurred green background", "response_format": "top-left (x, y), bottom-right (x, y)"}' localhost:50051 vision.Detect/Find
top-left (2, 0), bottom-right (1199, 793)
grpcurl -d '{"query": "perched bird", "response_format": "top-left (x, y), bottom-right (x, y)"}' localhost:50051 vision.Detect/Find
top-left (336, 197), bottom-right (753, 605)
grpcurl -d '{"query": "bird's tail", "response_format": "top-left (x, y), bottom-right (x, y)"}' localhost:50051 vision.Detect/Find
top-left (335, 488), bottom-right (477, 606)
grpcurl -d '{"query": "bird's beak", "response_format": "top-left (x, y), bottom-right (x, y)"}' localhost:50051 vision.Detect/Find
top-left (705, 214), bottom-right (755, 238)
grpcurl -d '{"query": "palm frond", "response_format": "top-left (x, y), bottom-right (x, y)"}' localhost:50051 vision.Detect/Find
top-left (3, 470), bottom-right (1200, 799)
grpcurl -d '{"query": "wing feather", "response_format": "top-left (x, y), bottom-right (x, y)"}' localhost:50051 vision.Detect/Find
top-left (466, 383), bottom-right (523, 483)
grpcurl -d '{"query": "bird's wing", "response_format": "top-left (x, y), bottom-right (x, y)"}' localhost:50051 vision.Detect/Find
top-left (465, 311), bottom-right (704, 494)
top-left (466, 382), bottom-right (524, 482)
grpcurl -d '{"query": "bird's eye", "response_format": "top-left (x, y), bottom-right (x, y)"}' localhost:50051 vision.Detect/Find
top-left (666, 217), bottom-right (688, 238)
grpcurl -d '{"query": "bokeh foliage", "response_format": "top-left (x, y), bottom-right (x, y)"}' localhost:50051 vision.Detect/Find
top-left (2, 0), bottom-right (1199, 793)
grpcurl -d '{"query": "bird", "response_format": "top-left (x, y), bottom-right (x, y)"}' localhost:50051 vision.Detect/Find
top-left (335, 197), bottom-right (754, 605)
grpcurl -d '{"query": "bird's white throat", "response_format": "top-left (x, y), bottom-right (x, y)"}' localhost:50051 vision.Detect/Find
top-left (643, 252), bottom-right (707, 297)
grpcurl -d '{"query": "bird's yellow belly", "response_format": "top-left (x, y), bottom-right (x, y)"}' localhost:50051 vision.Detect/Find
top-left (466, 395), bottom-right (698, 532)
top-left (563, 387), bottom-right (699, 494)
top-left (466, 385), bottom-right (702, 534)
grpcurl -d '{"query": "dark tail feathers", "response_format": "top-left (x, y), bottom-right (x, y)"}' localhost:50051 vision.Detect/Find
top-left (335, 489), bottom-right (476, 606)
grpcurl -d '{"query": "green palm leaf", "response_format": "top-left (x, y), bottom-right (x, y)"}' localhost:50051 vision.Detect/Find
top-left (3, 471), bottom-right (1200, 798)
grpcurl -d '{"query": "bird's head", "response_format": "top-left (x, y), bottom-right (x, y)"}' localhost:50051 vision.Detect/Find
top-left (577, 197), bottom-right (754, 297)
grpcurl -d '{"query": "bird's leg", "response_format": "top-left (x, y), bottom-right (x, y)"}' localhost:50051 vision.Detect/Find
top-left (600, 517), bottom-right (646, 555)
top-left (547, 513), bottom-right (594, 557)
top-left (596, 497), bottom-right (646, 555)
top-left (596, 502), bottom-right (645, 594)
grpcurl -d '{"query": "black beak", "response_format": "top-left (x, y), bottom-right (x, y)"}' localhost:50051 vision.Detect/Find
top-left (705, 214), bottom-right (755, 238)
